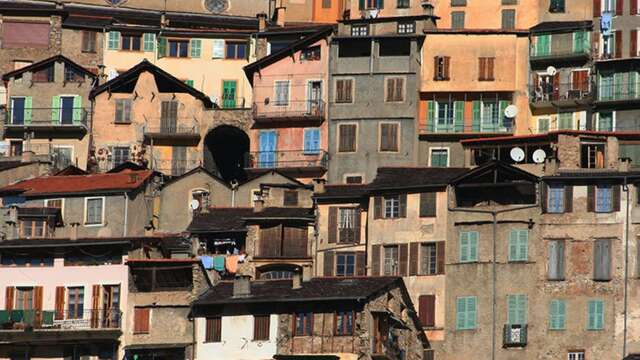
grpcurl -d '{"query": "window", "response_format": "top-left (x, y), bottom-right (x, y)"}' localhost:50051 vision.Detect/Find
top-left (112, 146), bottom-right (130, 167)
top-left (274, 81), bottom-right (290, 106)
top-left (549, 299), bottom-right (566, 330)
top-left (419, 295), bottom-right (435, 327)
top-left (384, 195), bottom-right (400, 218)
top-left (300, 46), bottom-right (321, 61)
top-left (336, 252), bottom-right (356, 276)
top-left (568, 352), bottom-right (585, 360)
top-left (549, 0), bottom-right (565, 12)
top-left (430, 148), bottom-right (449, 167)
top-left (594, 239), bottom-right (612, 281)
top-left (345, 175), bottom-right (363, 184)
top-left (335, 79), bottom-right (354, 103)
top-left (143, 33), bottom-right (155, 52)
top-left (253, 315), bottom-right (270, 341)
top-left (338, 208), bottom-right (358, 243)
top-left (226, 41), bottom-right (247, 59)
top-left (191, 189), bottom-right (209, 214)
top-left (451, 11), bottom-right (465, 29)
top-left (205, 317), bottom-right (222, 342)
top-left (533, 34), bottom-right (551, 56)
top-left (190, 39), bottom-right (202, 58)
top-left (303, 128), bottom-right (320, 154)
top-left (169, 39), bottom-right (189, 58)
top-left (81, 31), bottom-right (96, 53)
top-left (598, 112), bottom-right (614, 131)
top-left (283, 190), bottom-right (298, 206)
top-left (587, 299), bottom-right (604, 330)
top-left (52, 146), bottom-right (72, 170)
top-left (397, 0), bottom-right (410, 8)
top-left (379, 123), bottom-right (399, 152)
top-left (548, 240), bottom-right (565, 280)
top-left (67, 287), bottom-right (84, 319)
top-left (32, 65), bottom-right (54, 82)
top-left (133, 307), bottom-right (150, 334)
top-left (459, 231), bottom-right (478, 263)
top-left (15, 287), bottom-right (34, 310)
top-left (380, 39), bottom-right (411, 56)
top-left (121, 34), bottom-right (141, 51)
top-left (107, 31), bottom-right (120, 50)
top-left (259, 224), bottom-right (309, 258)
top-left (507, 294), bottom-right (527, 325)
top-left (451, 0), bottom-right (467, 5)
top-left (64, 66), bottom-right (84, 82)
top-left (20, 219), bottom-right (47, 238)
top-left (602, 0), bottom-right (615, 12)
top-left (2, 21), bottom-right (49, 48)
top-left (456, 296), bottom-right (477, 330)
top-left (595, 185), bottom-right (613, 212)
top-left (115, 99), bottom-right (132, 123)
top-left (582, 143), bottom-right (606, 169)
top-left (508, 230), bottom-right (528, 262)
top-left (385, 78), bottom-right (404, 102)
top-left (64, 246), bottom-right (122, 266)
top-left (558, 112), bottom-right (574, 130)
top-left (323, 0), bottom-right (332, 7)
top-left (351, 24), bottom-right (369, 36)
top-left (338, 124), bottom-right (357, 152)
top-left (538, 118), bottom-right (550, 133)
top-left (434, 56), bottom-right (450, 81)
top-left (362, 0), bottom-right (384, 8)
top-left (383, 245), bottom-right (399, 275)
top-left (547, 185), bottom-right (565, 213)
top-left (478, 57), bottom-right (495, 81)
top-left (335, 311), bottom-right (354, 335)
top-left (501, 9), bottom-right (516, 30)
top-left (85, 197), bottom-right (104, 225)
top-left (294, 312), bottom-right (313, 336)
top-left (398, 21), bottom-right (415, 34)
top-left (260, 270), bottom-right (294, 280)
top-left (421, 243), bottom-right (437, 275)
top-left (212, 39), bottom-right (226, 58)
top-left (372, 313), bottom-right (390, 353)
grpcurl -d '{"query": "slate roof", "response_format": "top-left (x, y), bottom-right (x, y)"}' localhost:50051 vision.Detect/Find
top-left (314, 184), bottom-right (370, 201)
top-left (369, 167), bottom-right (468, 191)
top-left (188, 207), bottom-right (315, 233)
top-left (2, 55), bottom-right (96, 81)
top-left (193, 277), bottom-right (402, 305)
top-left (0, 170), bottom-right (154, 196)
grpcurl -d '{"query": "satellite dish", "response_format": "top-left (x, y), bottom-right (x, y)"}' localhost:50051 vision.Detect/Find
top-left (107, 69), bottom-right (118, 81)
top-left (510, 147), bottom-right (525, 163)
top-left (546, 66), bottom-right (557, 76)
top-left (504, 105), bottom-right (518, 118)
top-left (368, 9), bottom-right (379, 18)
top-left (532, 149), bottom-right (547, 164)
top-left (190, 199), bottom-right (200, 210)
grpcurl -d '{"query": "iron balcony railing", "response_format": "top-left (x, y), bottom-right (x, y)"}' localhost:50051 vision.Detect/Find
top-left (2, 108), bottom-right (90, 128)
top-left (0, 309), bottom-right (121, 330)
top-left (142, 118), bottom-right (200, 137)
top-left (421, 121), bottom-right (514, 134)
top-left (529, 80), bottom-right (592, 103)
top-left (597, 81), bottom-right (640, 102)
top-left (253, 100), bottom-right (325, 120)
top-left (530, 47), bottom-right (591, 60)
top-left (245, 150), bottom-right (329, 169)
top-left (503, 324), bottom-right (527, 347)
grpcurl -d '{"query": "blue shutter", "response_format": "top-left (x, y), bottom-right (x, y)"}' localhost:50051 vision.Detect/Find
top-left (304, 128), bottom-right (320, 154)
top-left (258, 130), bottom-right (277, 168)
top-left (456, 297), bottom-right (466, 329)
top-left (466, 297), bottom-right (477, 329)
top-left (459, 232), bottom-right (469, 262)
top-left (549, 299), bottom-right (565, 330)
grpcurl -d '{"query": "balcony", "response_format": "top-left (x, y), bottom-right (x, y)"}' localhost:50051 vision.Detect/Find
top-left (245, 150), bottom-right (328, 178)
top-left (152, 158), bottom-right (202, 177)
top-left (217, 97), bottom-right (248, 110)
top-left (529, 81), bottom-right (592, 108)
top-left (143, 119), bottom-right (200, 146)
top-left (252, 100), bottom-right (325, 127)
top-left (595, 81), bottom-right (640, 106)
top-left (421, 120), bottom-right (514, 135)
top-left (530, 48), bottom-right (591, 66)
top-left (2, 107), bottom-right (89, 138)
top-left (0, 309), bottom-right (121, 343)
top-left (503, 324), bottom-right (527, 348)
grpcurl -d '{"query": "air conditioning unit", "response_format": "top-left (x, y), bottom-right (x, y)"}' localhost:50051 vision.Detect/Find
top-left (503, 324), bottom-right (527, 348)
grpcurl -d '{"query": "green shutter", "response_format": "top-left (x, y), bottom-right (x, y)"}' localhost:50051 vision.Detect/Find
top-left (535, 34), bottom-right (550, 56)
top-left (190, 39), bottom-right (202, 58)
top-left (573, 31), bottom-right (585, 53)
top-left (24, 96), bottom-right (32, 125)
top-left (427, 100), bottom-right (435, 132)
top-left (456, 297), bottom-right (466, 329)
top-left (359, 0), bottom-right (365, 9)
top-left (108, 31), bottom-right (120, 50)
top-left (466, 297), bottom-right (477, 329)
top-left (614, 72), bottom-right (624, 100)
top-left (157, 37), bottom-right (167, 58)
top-left (508, 295), bottom-right (527, 325)
top-left (185, 80), bottom-right (194, 87)
top-left (454, 101), bottom-right (464, 132)
top-left (143, 33), bottom-right (155, 52)
top-left (472, 100), bottom-right (481, 132)
top-left (588, 300), bottom-right (604, 330)
top-left (509, 230), bottom-right (528, 261)
top-left (469, 232), bottom-right (478, 261)
top-left (549, 299), bottom-right (566, 330)
top-left (459, 232), bottom-right (469, 262)
top-left (51, 96), bottom-right (60, 124)
top-left (72, 96), bottom-right (82, 124)
top-left (629, 72), bottom-right (638, 99)
top-left (457, 297), bottom-right (477, 330)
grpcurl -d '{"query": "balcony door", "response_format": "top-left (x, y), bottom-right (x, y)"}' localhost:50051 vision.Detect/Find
top-left (60, 96), bottom-right (75, 125)
top-left (161, 101), bottom-right (178, 134)
top-left (307, 81), bottom-right (322, 115)
top-left (222, 80), bottom-right (237, 108)
top-left (10, 97), bottom-right (25, 125)
top-left (92, 284), bottom-right (120, 328)
top-left (258, 130), bottom-right (277, 168)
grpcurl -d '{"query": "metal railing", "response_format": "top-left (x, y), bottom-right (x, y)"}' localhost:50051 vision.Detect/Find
top-left (503, 324), bottom-right (527, 347)
top-left (143, 119), bottom-right (199, 136)
top-left (529, 81), bottom-right (592, 103)
top-left (2, 108), bottom-right (90, 128)
top-left (252, 100), bottom-right (326, 120)
top-left (597, 81), bottom-right (640, 102)
top-left (530, 47), bottom-right (590, 60)
top-left (0, 309), bottom-right (121, 330)
top-left (421, 121), bottom-right (514, 134)
top-left (245, 150), bottom-right (329, 169)
top-left (152, 159), bottom-right (202, 176)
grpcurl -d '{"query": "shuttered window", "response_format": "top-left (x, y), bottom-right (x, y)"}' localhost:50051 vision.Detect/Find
top-left (459, 231), bottom-right (478, 263)
top-left (595, 185), bottom-right (614, 212)
top-left (337, 207), bottom-right (359, 243)
top-left (336, 252), bottom-right (356, 276)
top-left (338, 124), bottom-right (357, 152)
top-left (133, 307), bottom-right (150, 334)
top-left (283, 190), bottom-right (298, 206)
top-left (205, 317), bottom-right (222, 342)
top-left (385, 77), bottom-right (404, 102)
top-left (434, 56), bottom-right (450, 80)
top-left (253, 315), bottom-right (270, 341)
top-left (501, 9), bottom-right (516, 30)
top-left (294, 312), bottom-right (313, 336)
top-left (508, 230), bottom-right (528, 262)
top-left (81, 31), bottom-right (97, 53)
top-left (114, 99), bottom-right (132, 123)
top-left (143, 33), bottom-right (156, 52)
top-left (594, 239), bottom-right (612, 281)
top-left (456, 296), bottom-right (477, 330)
top-left (335, 79), bottom-right (353, 103)
top-left (549, 299), bottom-right (566, 330)
top-left (190, 39), bottom-right (202, 58)
top-left (451, 11), bottom-right (465, 29)
top-left (547, 185), bottom-right (565, 213)
top-left (420, 192), bottom-right (437, 217)
top-left (259, 224), bottom-right (308, 258)
top-left (419, 295), bottom-right (436, 328)
top-left (274, 81), bottom-right (290, 106)
top-left (2, 21), bottom-right (49, 48)
top-left (478, 57), bottom-right (495, 81)
top-left (383, 245), bottom-right (399, 275)
top-left (379, 123), bottom-right (399, 152)
top-left (587, 299), bottom-right (604, 330)
top-left (548, 240), bottom-right (565, 280)
top-left (507, 294), bottom-right (527, 325)
top-left (335, 311), bottom-right (354, 335)
top-left (421, 243), bottom-right (437, 275)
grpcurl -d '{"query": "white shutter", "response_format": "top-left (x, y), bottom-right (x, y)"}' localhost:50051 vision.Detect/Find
top-left (212, 39), bottom-right (225, 59)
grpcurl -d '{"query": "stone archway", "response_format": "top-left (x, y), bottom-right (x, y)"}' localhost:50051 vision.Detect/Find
top-left (203, 125), bottom-right (249, 182)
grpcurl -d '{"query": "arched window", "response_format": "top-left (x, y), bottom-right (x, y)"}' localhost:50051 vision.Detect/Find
top-left (257, 264), bottom-right (299, 280)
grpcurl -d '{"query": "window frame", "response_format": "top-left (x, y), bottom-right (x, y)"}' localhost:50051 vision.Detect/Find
top-left (378, 121), bottom-right (400, 153)
top-left (459, 231), bottom-right (479, 263)
top-left (337, 123), bottom-right (358, 153)
top-left (384, 77), bottom-right (405, 103)
top-left (52, 145), bottom-right (74, 170)
top-left (549, 299), bottom-right (566, 330)
top-left (120, 33), bottom-right (142, 52)
top-left (508, 229), bottom-right (528, 262)
top-left (335, 252), bottom-right (356, 276)
top-left (397, 21), bottom-right (416, 34)
top-left (547, 185), bottom-right (565, 213)
top-left (429, 147), bottom-right (450, 167)
top-left (595, 185), bottom-right (613, 213)
top-left (205, 316), bottom-right (222, 342)
top-left (273, 80), bottom-right (291, 106)
top-left (587, 299), bottom-right (605, 330)
top-left (81, 30), bottom-right (97, 53)
top-left (420, 242), bottom-right (438, 275)
top-left (84, 196), bottom-right (105, 226)
top-left (351, 24), bottom-right (369, 37)
top-left (167, 38), bottom-right (190, 58)
top-left (383, 245), bottom-right (400, 275)
top-left (334, 310), bottom-right (355, 336)
top-left (225, 41), bottom-right (248, 60)
top-left (114, 98), bottom-right (132, 124)
top-left (334, 78), bottom-right (355, 104)
top-left (568, 351), bottom-right (585, 360)
top-left (294, 312), bottom-right (313, 336)
top-left (383, 194), bottom-right (401, 218)
top-left (456, 296), bottom-right (477, 330)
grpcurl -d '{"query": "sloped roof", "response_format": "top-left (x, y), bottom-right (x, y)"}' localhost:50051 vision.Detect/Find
top-left (450, 160), bottom-right (539, 185)
top-left (188, 206), bottom-right (315, 233)
top-left (161, 166), bottom-right (229, 189)
top-left (369, 167), bottom-right (468, 191)
top-left (0, 170), bottom-right (154, 196)
top-left (314, 184), bottom-right (370, 201)
top-left (89, 60), bottom-right (214, 108)
top-left (2, 54), bottom-right (97, 81)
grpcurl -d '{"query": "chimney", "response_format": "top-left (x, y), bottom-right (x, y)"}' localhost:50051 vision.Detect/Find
top-left (253, 197), bottom-right (264, 212)
top-left (544, 156), bottom-right (558, 176)
top-left (619, 157), bottom-right (632, 172)
top-left (233, 275), bottom-right (251, 297)
top-left (313, 178), bottom-right (326, 194)
top-left (292, 271), bottom-right (302, 290)
top-left (257, 12), bottom-right (268, 32)
top-left (275, 7), bottom-right (286, 27)
top-left (302, 264), bottom-right (312, 282)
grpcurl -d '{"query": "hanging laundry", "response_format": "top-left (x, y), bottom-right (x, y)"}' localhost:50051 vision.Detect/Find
top-left (225, 255), bottom-right (239, 274)
top-left (199, 255), bottom-right (214, 270)
top-left (212, 255), bottom-right (226, 272)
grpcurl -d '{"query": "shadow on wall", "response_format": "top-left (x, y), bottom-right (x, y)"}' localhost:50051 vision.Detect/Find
top-left (203, 125), bottom-right (250, 182)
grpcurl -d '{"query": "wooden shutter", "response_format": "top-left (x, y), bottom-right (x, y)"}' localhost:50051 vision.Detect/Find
top-left (487, 58), bottom-right (495, 80)
top-left (553, 73), bottom-right (560, 99)
top-left (55, 286), bottom-right (65, 320)
top-left (617, 0), bottom-right (624, 15)
top-left (206, 317), bottom-right (222, 342)
top-left (433, 56), bottom-right (439, 80)
top-left (419, 295), bottom-right (436, 327)
top-left (5, 287), bottom-right (14, 311)
top-left (409, 242), bottom-right (420, 276)
top-left (371, 245), bottom-right (381, 276)
top-left (134, 307), bottom-right (150, 334)
top-left (616, 30), bottom-right (623, 58)
top-left (91, 285), bottom-right (100, 328)
top-left (395, 78), bottom-right (403, 101)
top-left (443, 56), bottom-right (450, 80)
top-left (386, 78), bottom-right (394, 102)
top-left (614, 185), bottom-right (621, 212)
top-left (374, 196), bottom-right (382, 219)
top-left (399, 193), bottom-right (407, 218)
top-left (399, 243), bottom-right (408, 276)
top-left (336, 80), bottom-right (344, 102)
top-left (356, 251), bottom-right (366, 276)
top-left (565, 186), bottom-right (573, 213)
top-left (478, 57), bottom-right (485, 80)
top-left (345, 80), bottom-right (352, 102)
top-left (541, 184), bottom-right (548, 213)
top-left (594, 0), bottom-right (601, 16)
top-left (632, 30), bottom-right (638, 57)
top-left (420, 192), bottom-right (437, 217)
top-left (353, 209), bottom-right (361, 243)
top-left (587, 186), bottom-right (595, 212)
top-left (633, 0), bottom-right (639, 14)
top-left (260, 224), bottom-right (282, 257)
top-left (436, 241), bottom-right (445, 274)
top-left (283, 226), bottom-right (308, 257)
top-left (33, 286), bottom-right (43, 325)
top-left (328, 207), bottom-right (338, 243)
top-left (324, 251), bottom-right (334, 276)
top-left (254, 315), bottom-right (270, 341)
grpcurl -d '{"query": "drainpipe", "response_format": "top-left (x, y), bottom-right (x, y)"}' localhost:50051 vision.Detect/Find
top-left (623, 175), bottom-right (630, 358)
top-left (447, 186), bottom-right (539, 360)
top-left (123, 192), bottom-right (129, 237)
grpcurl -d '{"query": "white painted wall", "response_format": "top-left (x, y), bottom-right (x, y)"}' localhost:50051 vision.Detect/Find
top-left (195, 314), bottom-right (278, 360)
